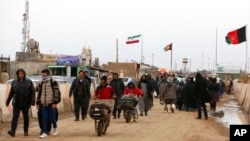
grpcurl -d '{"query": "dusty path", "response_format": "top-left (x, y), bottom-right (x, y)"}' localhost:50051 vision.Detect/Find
top-left (0, 98), bottom-right (229, 141)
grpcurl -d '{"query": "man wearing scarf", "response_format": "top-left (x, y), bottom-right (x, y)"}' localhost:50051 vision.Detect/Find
top-left (36, 69), bottom-right (61, 139)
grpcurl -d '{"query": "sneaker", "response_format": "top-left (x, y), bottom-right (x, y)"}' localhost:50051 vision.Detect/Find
top-left (53, 128), bottom-right (58, 136)
top-left (39, 133), bottom-right (48, 139)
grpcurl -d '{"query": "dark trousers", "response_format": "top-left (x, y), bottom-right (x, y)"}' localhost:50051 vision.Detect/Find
top-left (210, 102), bottom-right (217, 111)
top-left (83, 99), bottom-right (90, 117)
top-left (11, 103), bottom-right (30, 132)
top-left (38, 106), bottom-right (58, 133)
top-left (73, 95), bottom-right (87, 119)
top-left (196, 98), bottom-right (208, 118)
top-left (41, 106), bottom-right (57, 134)
top-left (112, 98), bottom-right (121, 117)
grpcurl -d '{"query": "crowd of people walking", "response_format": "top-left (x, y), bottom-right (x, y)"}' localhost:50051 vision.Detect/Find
top-left (5, 68), bottom-right (230, 139)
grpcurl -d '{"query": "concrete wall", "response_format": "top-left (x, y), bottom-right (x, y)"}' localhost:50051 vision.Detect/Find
top-left (0, 83), bottom-right (95, 123)
top-left (233, 81), bottom-right (250, 114)
top-left (107, 62), bottom-right (139, 79)
top-left (9, 61), bottom-right (50, 79)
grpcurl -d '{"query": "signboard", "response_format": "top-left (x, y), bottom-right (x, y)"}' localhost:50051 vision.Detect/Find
top-left (217, 66), bottom-right (241, 74)
top-left (55, 55), bottom-right (82, 66)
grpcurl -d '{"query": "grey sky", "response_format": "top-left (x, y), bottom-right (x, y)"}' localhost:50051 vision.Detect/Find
top-left (1, 0), bottom-right (249, 72)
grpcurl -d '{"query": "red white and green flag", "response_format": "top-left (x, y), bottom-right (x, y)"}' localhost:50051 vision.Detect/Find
top-left (225, 26), bottom-right (246, 45)
top-left (126, 34), bottom-right (141, 44)
top-left (163, 43), bottom-right (172, 52)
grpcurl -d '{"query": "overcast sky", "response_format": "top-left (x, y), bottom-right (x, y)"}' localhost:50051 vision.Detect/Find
top-left (1, 0), bottom-right (250, 72)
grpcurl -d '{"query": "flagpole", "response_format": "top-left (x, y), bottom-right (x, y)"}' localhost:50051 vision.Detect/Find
top-left (246, 25), bottom-right (248, 74)
top-left (215, 27), bottom-right (218, 75)
top-left (171, 43), bottom-right (173, 72)
top-left (116, 39), bottom-right (118, 63)
top-left (141, 34), bottom-right (143, 66)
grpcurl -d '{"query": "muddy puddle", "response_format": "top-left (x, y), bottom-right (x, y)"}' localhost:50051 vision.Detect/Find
top-left (213, 95), bottom-right (250, 128)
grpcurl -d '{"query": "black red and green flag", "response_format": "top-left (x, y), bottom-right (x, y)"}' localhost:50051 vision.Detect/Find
top-left (163, 43), bottom-right (172, 52)
top-left (225, 26), bottom-right (246, 45)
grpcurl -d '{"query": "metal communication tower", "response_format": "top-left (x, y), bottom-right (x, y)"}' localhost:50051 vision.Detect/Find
top-left (21, 0), bottom-right (30, 52)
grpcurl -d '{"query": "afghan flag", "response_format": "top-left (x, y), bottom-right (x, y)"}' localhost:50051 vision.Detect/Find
top-left (126, 34), bottom-right (141, 44)
top-left (225, 26), bottom-right (246, 45)
top-left (163, 43), bottom-right (172, 52)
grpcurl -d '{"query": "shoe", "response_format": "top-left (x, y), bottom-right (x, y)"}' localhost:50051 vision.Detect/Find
top-left (74, 118), bottom-right (79, 121)
top-left (24, 132), bottom-right (28, 136)
top-left (171, 108), bottom-right (175, 113)
top-left (113, 116), bottom-right (116, 119)
top-left (140, 113), bottom-right (143, 116)
top-left (82, 117), bottom-right (85, 120)
top-left (164, 106), bottom-right (168, 112)
top-left (53, 128), bottom-right (58, 136)
top-left (7, 130), bottom-right (15, 137)
top-left (118, 114), bottom-right (120, 118)
top-left (145, 112), bottom-right (148, 116)
top-left (39, 133), bottom-right (48, 139)
top-left (205, 117), bottom-right (208, 120)
top-left (196, 117), bottom-right (201, 119)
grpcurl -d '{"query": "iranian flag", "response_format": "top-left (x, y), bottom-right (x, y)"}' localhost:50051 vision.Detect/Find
top-left (126, 34), bottom-right (141, 44)
top-left (163, 43), bottom-right (172, 52)
top-left (225, 26), bottom-right (246, 45)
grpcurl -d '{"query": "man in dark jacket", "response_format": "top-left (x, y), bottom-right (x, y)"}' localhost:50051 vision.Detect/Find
top-left (110, 73), bottom-right (125, 119)
top-left (194, 73), bottom-right (208, 119)
top-left (83, 70), bottom-right (91, 118)
top-left (6, 68), bottom-right (35, 137)
top-left (69, 70), bottom-right (90, 121)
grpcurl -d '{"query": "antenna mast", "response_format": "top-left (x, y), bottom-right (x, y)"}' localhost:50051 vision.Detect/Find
top-left (21, 0), bottom-right (30, 52)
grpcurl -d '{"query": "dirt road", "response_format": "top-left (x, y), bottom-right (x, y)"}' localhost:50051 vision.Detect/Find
top-left (0, 98), bottom-right (229, 141)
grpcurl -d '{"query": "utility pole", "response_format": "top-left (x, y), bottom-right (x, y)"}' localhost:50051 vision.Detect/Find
top-left (116, 39), bottom-right (118, 63)
top-left (208, 58), bottom-right (210, 71)
top-left (152, 53), bottom-right (154, 66)
top-left (21, 0), bottom-right (30, 52)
